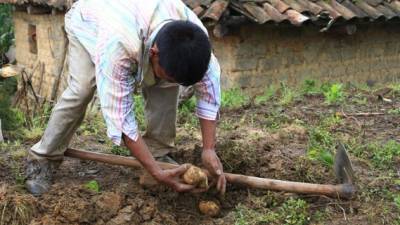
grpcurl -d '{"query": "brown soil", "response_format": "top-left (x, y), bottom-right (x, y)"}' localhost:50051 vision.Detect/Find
top-left (1, 85), bottom-right (399, 225)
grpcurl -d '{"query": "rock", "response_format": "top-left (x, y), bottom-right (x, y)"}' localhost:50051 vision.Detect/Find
top-left (95, 192), bottom-right (123, 221)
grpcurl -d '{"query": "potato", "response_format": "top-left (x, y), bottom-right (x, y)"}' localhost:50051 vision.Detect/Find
top-left (198, 200), bottom-right (220, 217)
top-left (182, 165), bottom-right (208, 189)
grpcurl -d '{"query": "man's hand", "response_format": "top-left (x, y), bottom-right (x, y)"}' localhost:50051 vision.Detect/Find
top-left (202, 149), bottom-right (226, 195)
top-left (154, 164), bottom-right (196, 192)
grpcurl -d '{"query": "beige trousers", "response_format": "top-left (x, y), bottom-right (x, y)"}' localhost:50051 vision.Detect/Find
top-left (30, 20), bottom-right (179, 160)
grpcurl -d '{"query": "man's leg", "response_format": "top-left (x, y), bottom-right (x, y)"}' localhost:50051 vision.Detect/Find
top-left (142, 81), bottom-right (180, 158)
top-left (26, 32), bottom-right (96, 196)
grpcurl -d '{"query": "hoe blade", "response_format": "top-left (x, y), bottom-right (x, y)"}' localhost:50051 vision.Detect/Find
top-left (334, 143), bottom-right (355, 184)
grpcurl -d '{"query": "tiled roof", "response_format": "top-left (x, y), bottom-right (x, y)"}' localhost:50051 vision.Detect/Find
top-left (1, 0), bottom-right (400, 28)
top-left (187, 0), bottom-right (400, 27)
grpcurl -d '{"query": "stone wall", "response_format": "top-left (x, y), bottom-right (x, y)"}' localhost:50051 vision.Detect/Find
top-left (13, 11), bottom-right (68, 101)
top-left (211, 23), bottom-right (400, 91)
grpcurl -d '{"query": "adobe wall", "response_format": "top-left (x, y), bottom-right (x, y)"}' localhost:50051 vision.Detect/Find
top-left (13, 11), bottom-right (68, 101)
top-left (211, 23), bottom-right (400, 91)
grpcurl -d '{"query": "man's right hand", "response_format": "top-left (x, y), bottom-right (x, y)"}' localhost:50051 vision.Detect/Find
top-left (154, 164), bottom-right (195, 192)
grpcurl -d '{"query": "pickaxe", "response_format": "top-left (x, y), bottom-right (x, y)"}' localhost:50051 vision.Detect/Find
top-left (64, 143), bottom-right (356, 199)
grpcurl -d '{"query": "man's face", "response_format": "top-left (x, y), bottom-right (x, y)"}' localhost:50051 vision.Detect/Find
top-left (150, 44), bottom-right (176, 83)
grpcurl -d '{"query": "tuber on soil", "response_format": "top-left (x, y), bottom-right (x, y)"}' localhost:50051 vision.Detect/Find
top-left (182, 165), bottom-right (208, 189)
top-left (198, 200), bottom-right (220, 217)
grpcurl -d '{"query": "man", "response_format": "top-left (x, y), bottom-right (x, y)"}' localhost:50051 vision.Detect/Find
top-left (25, 0), bottom-right (226, 196)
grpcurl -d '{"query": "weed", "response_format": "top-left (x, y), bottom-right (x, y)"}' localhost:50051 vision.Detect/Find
top-left (255, 85), bottom-right (276, 105)
top-left (395, 195), bottom-right (400, 209)
top-left (301, 79), bottom-right (320, 95)
top-left (306, 127), bottom-right (334, 167)
top-left (279, 82), bottom-right (297, 106)
top-left (110, 145), bottom-right (130, 156)
top-left (221, 88), bottom-right (249, 109)
top-left (84, 180), bottom-right (100, 193)
top-left (178, 96), bottom-right (198, 128)
top-left (388, 108), bottom-right (400, 115)
top-left (351, 93), bottom-right (368, 105)
top-left (369, 140), bottom-right (400, 170)
top-left (279, 198), bottom-right (309, 225)
top-left (0, 4), bottom-right (13, 64)
top-left (134, 95), bottom-right (146, 131)
top-left (320, 115), bottom-right (342, 129)
top-left (323, 83), bottom-right (344, 105)
top-left (234, 203), bottom-right (278, 225)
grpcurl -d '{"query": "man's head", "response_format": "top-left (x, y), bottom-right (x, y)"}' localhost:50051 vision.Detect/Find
top-left (150, 21), bottom-right (211, 86)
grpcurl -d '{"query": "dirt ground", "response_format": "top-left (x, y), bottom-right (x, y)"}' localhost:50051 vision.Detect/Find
top-left (1, 83), bottom-right (399, 225)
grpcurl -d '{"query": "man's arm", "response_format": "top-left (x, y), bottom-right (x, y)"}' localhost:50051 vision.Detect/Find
top-left (123, 134), bottom-right (195, 192)
top-left (199, 118), bottom-right (226, 195)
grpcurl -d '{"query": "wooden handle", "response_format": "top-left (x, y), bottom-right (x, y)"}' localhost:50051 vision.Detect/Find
top-left (65, 148), bottom-right (355, 199)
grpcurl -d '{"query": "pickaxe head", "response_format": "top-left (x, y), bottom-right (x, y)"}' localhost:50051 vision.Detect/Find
top-left (334, 142), bottom-right (355, 184)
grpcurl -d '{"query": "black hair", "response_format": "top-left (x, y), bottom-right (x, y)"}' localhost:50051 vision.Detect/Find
top-left (155, 20), bottom-right (211, 86)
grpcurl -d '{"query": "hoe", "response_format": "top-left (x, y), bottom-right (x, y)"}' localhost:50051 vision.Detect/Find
top-left (65, 143), bottom-right (356, 199)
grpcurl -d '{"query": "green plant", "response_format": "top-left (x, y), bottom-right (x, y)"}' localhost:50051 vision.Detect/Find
top-left (369, 140), bottom-right (400, 170)
top-left (279, 82), bottom-right (297, 106)
top-left (388, 108), bottom-right (400, 115)
top-left (306, 127), bottom-right (334, 167)
top-left (110, 145), bottom-right (130, 156)
top-left (134, 95), bottom-right (145, 131)
top-left (301, 79), bottom-right (320, 95)
top-left (221, 88), bottom-right (249, 109)
top-left (255, 85), bottom-right (276, 105)
top-left (234, 203), bottom-right (278, 225)
top-left (0, 77), bottom-right (25, 131)
top-left (323, 83), bottom-right (344, 105)
top-left (178, 96), bottom-right (198, 128)
top-left (279, 198), bottom-right (309, 225)
top-left (84, 180), bottom-right (100, 193)
top-left (0, 4), bottom-right (13, 64)
top-left (394, 195), bottom-right (400, 209)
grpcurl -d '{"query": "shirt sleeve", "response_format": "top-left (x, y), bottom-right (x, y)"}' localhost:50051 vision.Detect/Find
top-left (193, 53), bottom-right (221, 120)
top-left (94, 36), bottom-right (139, 146)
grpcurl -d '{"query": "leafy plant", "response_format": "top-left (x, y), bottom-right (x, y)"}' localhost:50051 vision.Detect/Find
top-left (279, 82), bottom-right (297, 106)
top-left (255, 85), bottom-right (276, 105)
top-left (178, 96), bottom-right (198, 128)
top-left (301, 79), bottom-right (320, 95)
top-left (134, 95), bottom-right (146, 131)
top-left (110, 145), bottom-right (130, 156)
top-left (221, 88), bottom-right (249, 109)
top-left (394, 195), bottom-right (400, 209)
top-left (323, 83), bottom-right (344, 105)
top-left (84, 180), bottom-right (100, 193)
top-left (0, 4), bottom-right (13, 64)
top-left (369, 140), bottom-right (400, 170)
top-left (279, 198), bottom-right (309, 225)
top-left (306, 127), bottom-right (335, 167)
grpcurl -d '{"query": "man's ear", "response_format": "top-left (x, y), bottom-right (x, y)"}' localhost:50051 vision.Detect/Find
top-left (150, 45), bottom-right (159, 57)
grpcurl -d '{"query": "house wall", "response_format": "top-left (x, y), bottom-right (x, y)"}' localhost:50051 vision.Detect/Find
top-left (13, 11), bottom-right (67, 101)
top-left (211, 23), bottom-right (400, 92)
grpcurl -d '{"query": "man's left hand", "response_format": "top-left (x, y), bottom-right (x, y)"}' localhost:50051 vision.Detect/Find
top-left (201, 149), bottom-right (226, 195)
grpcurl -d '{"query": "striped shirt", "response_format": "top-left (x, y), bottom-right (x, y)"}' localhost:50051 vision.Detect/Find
top-left (65, 0), bottom-right (221, 145)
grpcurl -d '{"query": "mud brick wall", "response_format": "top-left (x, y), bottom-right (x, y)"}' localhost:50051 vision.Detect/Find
top-left (211, 24), bottom-right (400, 91)
top-left (13, 11), bottom-right (68, 101)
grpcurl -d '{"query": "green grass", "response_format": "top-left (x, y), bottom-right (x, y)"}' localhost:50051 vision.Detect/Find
top-left (369, 140), bottom-right (400, 170)
top-left (255, 85), bottom-right (276, 105)
top-left (221, 88), bottom-right (249, 109)
top-left (233, 197), bottom-right (310, 225)
top-left (279, 82), bottom-right (297, 106)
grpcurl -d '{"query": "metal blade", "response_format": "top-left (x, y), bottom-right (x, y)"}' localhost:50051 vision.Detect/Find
top-left (334, 143), bottom-right (355, 184)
